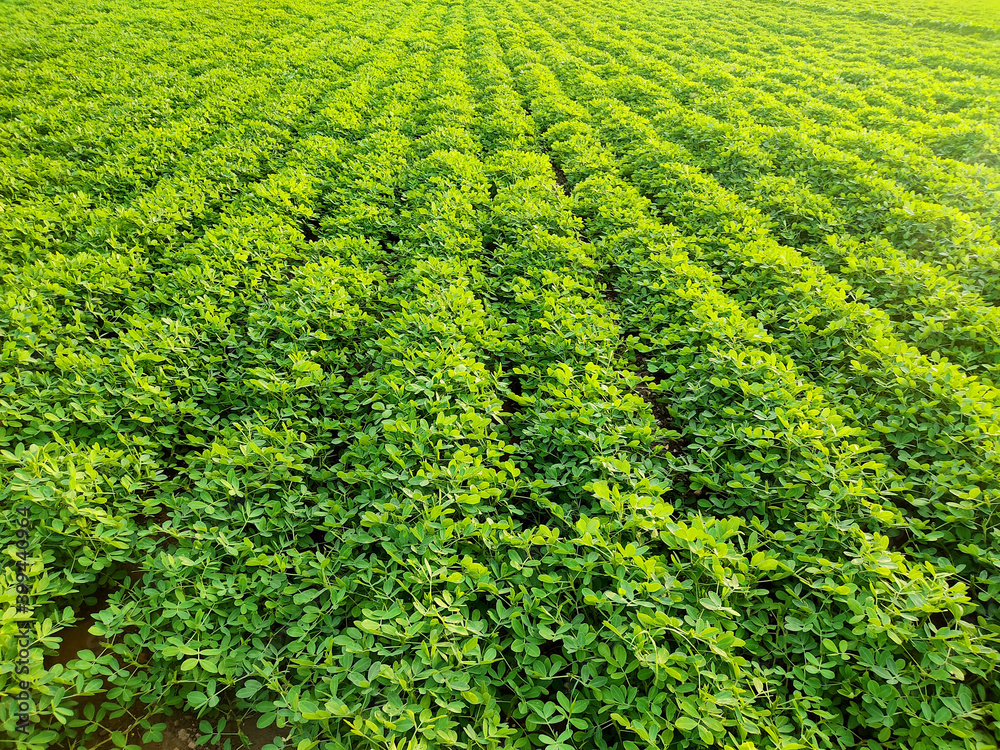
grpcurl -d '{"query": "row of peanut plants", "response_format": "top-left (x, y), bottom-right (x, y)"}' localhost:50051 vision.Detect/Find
top-left (488, 3), bottom-right (1000, 748)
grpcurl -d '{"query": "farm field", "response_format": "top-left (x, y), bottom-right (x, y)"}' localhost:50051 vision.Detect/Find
top-left (797, 0), bottom-right (1000, 29)
top-left (2, 0), bottom-right (1000, 748)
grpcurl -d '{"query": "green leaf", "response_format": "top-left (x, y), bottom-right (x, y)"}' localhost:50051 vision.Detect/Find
top-left (187, 691), bottom-right (208, 710)
top-left (675, 716), bottom-right (699, 732)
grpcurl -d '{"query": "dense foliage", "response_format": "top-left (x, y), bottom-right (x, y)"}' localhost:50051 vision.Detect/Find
top-left (2, 0), bottom-right (999, 748)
